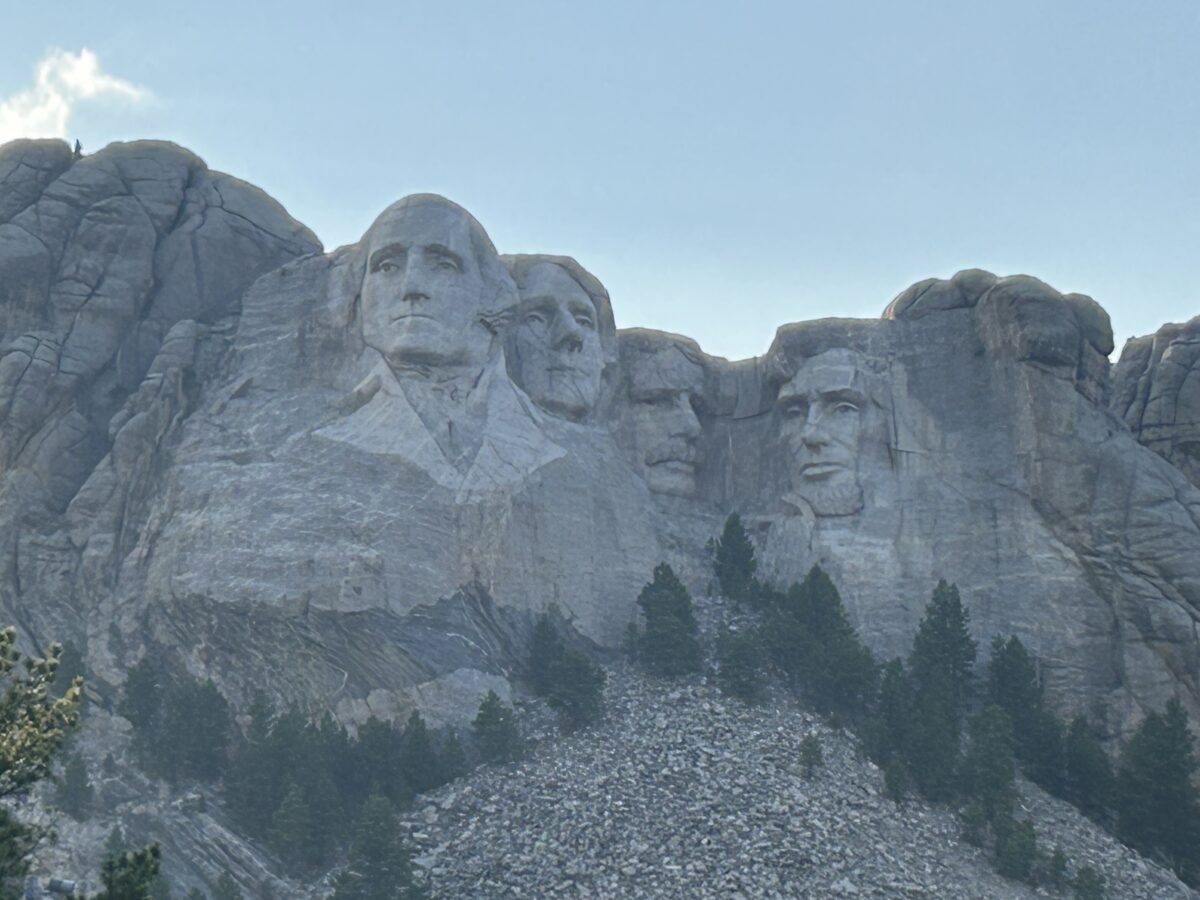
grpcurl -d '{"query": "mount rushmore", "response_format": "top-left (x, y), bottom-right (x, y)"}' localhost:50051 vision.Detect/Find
top-left (1, 138), bottom-right (1198, 741)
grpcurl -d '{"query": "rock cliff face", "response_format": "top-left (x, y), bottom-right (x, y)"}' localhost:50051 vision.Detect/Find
top-left (1, 140), bottom-right (1198, 748)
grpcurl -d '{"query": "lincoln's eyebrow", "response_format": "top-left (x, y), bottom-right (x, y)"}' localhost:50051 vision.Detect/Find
top-left (368, 242), bottom-right (407, 271)
top-left (819, 387), bottom-right (867, 405)
top-left (424, 243), bottom-right (465, 269)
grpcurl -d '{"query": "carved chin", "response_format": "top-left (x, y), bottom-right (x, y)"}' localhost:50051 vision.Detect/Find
top-left (790, 478), bottom-right (863, 517)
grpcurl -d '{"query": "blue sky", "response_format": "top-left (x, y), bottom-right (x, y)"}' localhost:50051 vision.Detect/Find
top-left (2, 0), bottom-right (1198, 360)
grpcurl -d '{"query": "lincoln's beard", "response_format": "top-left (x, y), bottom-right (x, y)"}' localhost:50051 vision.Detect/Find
top-left (789, 472), bottom-right (863, 517)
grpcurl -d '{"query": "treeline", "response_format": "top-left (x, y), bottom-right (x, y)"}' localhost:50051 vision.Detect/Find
top-left (705, 512), bottom-right (1200, 891)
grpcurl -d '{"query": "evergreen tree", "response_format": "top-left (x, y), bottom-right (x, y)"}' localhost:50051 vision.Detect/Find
top-left (546, 649), bottom-right (606, 729)
top-left (959, 705), bottom-right (1016, 822)
top-left (269, 783), bottom-right (318, 871)
top-left (905, 581), bottom-right (976, 801)
top-left (93, 844), bottom-right (163, 900)
top-left (716, 628), bottom-right (767, 703)
top-left (992, 815), bottom-right (1038, 883)
top-left (54, 753), bottom-right (94, 821)
top-left (354, 715), bottom-right (411, 809)
top-left (118, 657), bottom-right (165, 768)
top-left (331, 795), bottom-right (425, 900)
top-left (987, 636), bottom-right (1065, 794)
top-left (909, 580), bottom-right (976, 720)
top-left (472, 691), bottom-right (520, 764)
top-left (799, 734), bottom-right (824, 778)
top-left (158, 678), bottom-right (232, 782)
top-left (1064, 714), bottom-right (1113, 823)
top-left (52, 641), bottom-right (87, 709)
top-left (713, 513), bottom-right (757, 602)
top-left (398, 711), bottom-right (441, 795)
top-left (634, 564), bottom-right (702, 677)
top-left (528, 613), bottom-right (564, 697)
top-left (437, 729), bottom-right (469, 783)
top-left (0, 629), bottom-right (82, 898)
top-left (1073, 865), bottom-right (1105, 900)
top-left (1116, 698), bottom-right (1200, 885)
top-left (105, 827), bottom-right (128, 860)
top-left (211, 872), bottom-right (242, 900)
top-left (767, 566), bottom-right (876, 716)
top-left (883, 758), bottom-right (910, 804)
top-left (861, 658), bottom-right (912, 766)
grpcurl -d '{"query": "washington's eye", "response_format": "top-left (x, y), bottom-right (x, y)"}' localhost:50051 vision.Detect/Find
top-left (436, 258), bottom-right (461, 272)
top-left (377, 261), bottom-right (398, 274)
top-left (834, 401), bottom-right (859, 414)
top-left (575, 315), bottom-right (594, 329)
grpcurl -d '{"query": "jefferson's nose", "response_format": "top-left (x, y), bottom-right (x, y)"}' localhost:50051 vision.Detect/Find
top-left (552, 313), bottom-right (584, 352)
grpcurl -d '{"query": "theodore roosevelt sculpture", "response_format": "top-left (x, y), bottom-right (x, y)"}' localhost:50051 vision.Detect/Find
top-left (613, 330), bottom-right (708, 497)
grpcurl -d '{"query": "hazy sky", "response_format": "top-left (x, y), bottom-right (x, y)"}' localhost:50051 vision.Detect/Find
top-left (2, 1), bottom-right (1197, 361)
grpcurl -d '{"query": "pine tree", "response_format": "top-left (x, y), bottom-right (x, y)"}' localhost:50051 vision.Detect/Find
top-left (211, 871), bottom-right (242, 900)
top-left (769, 566), bottom-right (876, 716)
top-left (799, 734), bottom-right (824, 778)
top-left (635, 564), bottom-right (701, 677)
top-left (1064, 714), bottom-right (1113, 823)
top-left (528, 613), bottom-right (564, 697)
top-left (1073, 865), bottom-right (1106, 900)
top-left (119, 657), bottom-right (165, 769)
top-left (399, 711), bottom-right (441, 795)
top-left (54, 752), bottom-right (94, 821)
top-left (986, 636), bottom-right (1065, 794)
top-left (861, 658), bottom-right (912, 766)
top-left (225, 694), bottom-right (284, 838)
top-left (992, 815), bottom-right (1038, 882)
top-left (473, 691), bottom-right (520, 763)
top-left (94, 844), bottom-right (163, 900)
top-left (716, 628), bottom-right (767, 703)
top-left (546, 649), bottom-right (606, 729)
top-left (905, 580), bottom-right (976, 801)
top-left (437, 728), bottom-right (469, 782)
top-left (332, 795), bottom-right (425, 900)
top-left (1116, 698), bottom-right (1200, 885)
top-left (269, 782), bottom-right (317, 871)
top-left (713, 513), bottom-right (757, 602)
top-left (959, 705), bottom-right (1016, 822)
top-left (354, 716), bottom-right (413, 810)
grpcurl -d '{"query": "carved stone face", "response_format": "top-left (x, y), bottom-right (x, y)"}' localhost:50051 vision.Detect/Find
top-left (360, 200), bottom-right (493, 371)
top-left (777, 349), bottom-right (875, 517)
top-left (506, 262), bottom-right (604, 421)
top-left (622, 345), bottom-right (705, 497)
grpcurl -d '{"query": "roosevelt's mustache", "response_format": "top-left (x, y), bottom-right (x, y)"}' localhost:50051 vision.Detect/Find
top-left (645, 440), bottom-right (702, 467)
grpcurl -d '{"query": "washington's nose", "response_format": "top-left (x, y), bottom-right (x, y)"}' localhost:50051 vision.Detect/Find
top-left (402, 289), bottom-right (431, 304)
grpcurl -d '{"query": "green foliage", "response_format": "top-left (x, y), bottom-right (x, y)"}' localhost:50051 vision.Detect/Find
top-left (331, 794), bottom-right (426, 900)
top-left (269, 782), bottom-right (323, 870)
top-left (52, 641), bottom-right (87, 709)
top-left (1115, 698), bottom-right (1200, 885)
top-left (716, 628), bottom-right (767, 703)
top-left (546, 649), bottom-right (607, 729)
top-left (54, 752), bottom-right (94, 821)
top-left (1073, 865), bottom-right (1105, 900)
top-left (1064, 714), bottom-right (1113, 823)
top-left (883, 758), bottom-right (910, 804)
top-left (94, 844), bottom-right (163, 900)
top-left (0, 629), bottom-right (82, 898)
top-left (986, 636), bottom-right (1065, 794)
top-left (119, 662), bottom-right (232, 784)
top-left (861, 658), bottom-right (912, 766)
top-left (211, 871), bottom-right (242, 900)
top-left (799, 734), bottom-right (823, 778)
top-left (1046, 847), bottom-right (1068, 890)
top-left (959, 799), bottom-right (987, 847)
top-left (438, 728), bottom-right (468, 783)
top-left (992, 815), bottom-right (1038, 882)
top-left (634, 563), bottom-right (702, 677)
top-left (764, 566), bottom-right (876, 717)
top-left (713, 513), bottom-right (757, 602)
top-left (353, 716), bottom-right (413, 810)
top-left (959, 705), bottom-right (1016, 822)
top-left (472, 691), bottom-right (521, 764)
top-left (528, 614), bottom-right (563, 697)
top-left (399, 712), bottom-right (440, 795)
top-left (905, 581), bottom-right (976, 802)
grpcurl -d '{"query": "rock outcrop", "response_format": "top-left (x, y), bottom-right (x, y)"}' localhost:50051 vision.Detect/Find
top-left (2, 138), bottom-right (1200, 890)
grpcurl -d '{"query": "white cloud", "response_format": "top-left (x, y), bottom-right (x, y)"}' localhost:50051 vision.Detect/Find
top-left (0, 48), bottom-right (149, 146)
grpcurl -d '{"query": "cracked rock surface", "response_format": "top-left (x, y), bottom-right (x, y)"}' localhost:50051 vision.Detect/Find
top-left (402, 660), bottom-right (1196, 900)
